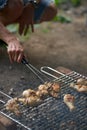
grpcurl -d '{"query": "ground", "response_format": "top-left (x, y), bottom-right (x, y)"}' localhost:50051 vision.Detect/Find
top-left (0, 3), bottom-right (87, 96)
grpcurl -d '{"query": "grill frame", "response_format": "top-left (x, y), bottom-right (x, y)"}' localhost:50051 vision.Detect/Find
top-left (0, 67), bottom-right (87, 130)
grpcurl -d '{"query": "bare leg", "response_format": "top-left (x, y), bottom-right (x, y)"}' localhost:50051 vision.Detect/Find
top-left (40, 3), bottom-right (57, 22)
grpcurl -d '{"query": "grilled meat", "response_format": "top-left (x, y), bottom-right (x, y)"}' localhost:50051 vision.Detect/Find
top-left (6, 98), bottom-right (20, 116)
top-left (64, 94), bottom-right (75, 111)
top-left (18, 96), bottom-right (42, 107)
top-left (6, 82), bottom-right (60, 115)
top-left (51, 82), bottom-right (60, 92)
top-left (49, 91), bottom-right (59, 98)
top-left (77, 78), bottom-right (86, 85)
top-left (78, 85), bottom-right (87, 92)
top-left (38, 84), bottom-right (47, 91)
top-left (70, 78), bottom-right (87, 92)
top-left (38, 82), bottom-right (60, 98)
top-left (36, 89), bottom-right (48, 99)
top-left (22, 89), bottom-right (36, 98)
top-left (47, 82), bottom-right (60, 98)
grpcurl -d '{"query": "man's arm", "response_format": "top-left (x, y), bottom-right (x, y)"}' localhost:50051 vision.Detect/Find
top-left (0, 22), bottom-right (24, 63)
top-left (0, 0), bottom-right (24, 63)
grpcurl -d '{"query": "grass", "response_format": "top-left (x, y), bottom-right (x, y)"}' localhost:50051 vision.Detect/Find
top-left (55, 0), bottom-right (81, 6)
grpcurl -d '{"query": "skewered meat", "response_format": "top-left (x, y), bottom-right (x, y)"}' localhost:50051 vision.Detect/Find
top-left (38, 84), bottom-right (47, 91)
top-left (51, 82), bottom-right (60, 92)
top-left (77, 85), bottom-right (87, 92)
top-left (77, 78), bottom-right (86, 85)
top-left (44, 82), bottom-right (52, 89)
top-left (36, 90), bottom-right (48, 97)
top-left (22, 89), bottom-right (36, 98)
top-left (17, 98), bottom-right (26, 104)
top-left (36, 89), bottom-right (48, 99)
top-left (47, 82), bottom-right (60, 98)
top-left (18, 96), bottom-right (42, 107)
top-left (6, 98), bottom-right (20, 116)
top-left (26, 96), bottom-right (42, 107)
top-left (77, 78), bottom-right (87, 86)
top-left (6, 81), bottom-right (60, 115)
top-left (37, 82), bottom-right (60, 98)
top-left (70, 78), bottom-right (87, 92)
top-left (64, 94), bottom-right (75, 111)
top-left (49, 91), bottom-right (59, 98)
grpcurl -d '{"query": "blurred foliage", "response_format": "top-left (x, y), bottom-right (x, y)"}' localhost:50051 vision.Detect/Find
top-left (54, 0), bottom-right (81, 23)
top-left (71, 0), bottom-right (81, 6)
top-left (53, 15), bottom-right (72, 23)
top-left (55, 0), bottom-right (67, 5)
top-left (7, 24), bottom-right (18, 33)
top-left (55, 0), bottom-right (81, 6)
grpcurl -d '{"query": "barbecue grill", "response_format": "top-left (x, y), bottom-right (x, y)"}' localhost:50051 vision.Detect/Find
top-left (0, 66), bottom-right (87, 130)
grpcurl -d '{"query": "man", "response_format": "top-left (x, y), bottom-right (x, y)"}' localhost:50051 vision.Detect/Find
top-left (0, 0), bottom-right (57, 63)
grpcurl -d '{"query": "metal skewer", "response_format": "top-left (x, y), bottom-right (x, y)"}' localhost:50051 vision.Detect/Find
top-left (0, 99), bottom-right (5, 104)
top-left (0, 41), bottom-right (50, 83)
top-left (0, 90), bottom-right (12, 99)
top-left (21, 57), bottom-right (51, 83)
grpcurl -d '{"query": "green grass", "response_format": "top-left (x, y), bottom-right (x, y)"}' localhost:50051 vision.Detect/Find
top-left (53, 15), bottom-right (72, 23)
top-left (55, 0), bottom-right (81, 6)
top-left (71, 0), bottom-right (81, 6)
top-left (55, 0), bottom-right (67, 5)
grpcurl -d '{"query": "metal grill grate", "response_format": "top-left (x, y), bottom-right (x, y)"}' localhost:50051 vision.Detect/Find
top-left (0, 70), bottom-right (87, 130)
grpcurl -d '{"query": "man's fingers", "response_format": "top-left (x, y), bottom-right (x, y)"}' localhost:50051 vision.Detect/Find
top-left (8, 50), bottom-right (14, 63)
top-left (14, 50), bottom-right (20, 62)
top-left (7, 44), bottom-right (16, 63)
top-left (24, 23), bottom-right (34, 35)
top-left (24, 25), bottom-right (29, 36)
top-left (19, 22), bottom-right (25, 35)
top-left (15, 48), bottom-right (23, 62)
top-left (8, 50), bottom-right (23, 63)
top-left (31, 24), bottom-right (34, 32)
top-left (17, 52), bottom-right (23, 63)
top-left (7, 42), bottom-right (24, 63)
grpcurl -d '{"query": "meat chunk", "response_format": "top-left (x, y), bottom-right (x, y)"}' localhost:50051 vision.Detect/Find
top-left (36, 89), bottom-right (48, 99)
top-left (78, 85), bottom-right (87, 92)
top-left (6, 98), bottom-right (20, 116)
top-left (70, 78), bottom-right (87, 92)
top-left (47, 82), bottom-right (60, 98)
top-left (64, 94), bottom-right (75, 111)
top-left (51, 82), bottom-right (60, 92)
top-left (38, 82), bottom-right (60, 98)
top-left (38, 84), bottom-right (47, 91)
top-left (18, 96), bottom-right (42, 107)
top-left (22, 89), bottom-right (36, 98)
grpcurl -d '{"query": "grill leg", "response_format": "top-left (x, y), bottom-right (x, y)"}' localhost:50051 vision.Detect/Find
top-left (0, 113), bottom-right (17, 130)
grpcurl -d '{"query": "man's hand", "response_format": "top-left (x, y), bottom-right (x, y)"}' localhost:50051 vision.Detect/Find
top-left (0, 22), bottom-right (24, 63)
top-left (17, 3), bottom-right (34, 35)
top-left (7, 38), bottom-right (24, 63)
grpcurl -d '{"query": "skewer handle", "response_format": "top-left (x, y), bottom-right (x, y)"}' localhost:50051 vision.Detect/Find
top-left (21, 56), bottom-right (29, 65)
top-left (40, 66), bottom-right (65, 80)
